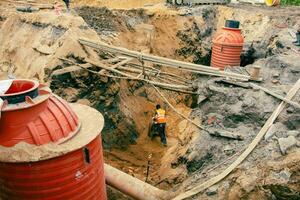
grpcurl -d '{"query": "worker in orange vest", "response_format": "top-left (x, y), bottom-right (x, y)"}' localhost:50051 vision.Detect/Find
top-left (62, 0), bottom-right (70, 11)
top-left (153, 104), bottom-right (167, 146)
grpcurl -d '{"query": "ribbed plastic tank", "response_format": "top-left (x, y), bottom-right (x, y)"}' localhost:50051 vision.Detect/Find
top-left (211, 20), bottom-right (244, 70)
top-left (0, 79), bottom-right (107, 200)
top-left (0, 79), bottom-right (80, 147)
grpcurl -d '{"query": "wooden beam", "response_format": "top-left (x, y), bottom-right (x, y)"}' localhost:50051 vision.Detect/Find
top-left (51, 66), bottom-right (81, 76)
top-left (53, 62), bottom-right (93, 76)
top-left (78, 38), bottom-right (250, 81)
top-left (99, 57), bottom-right (134, 75)
top-left (250, 83), bottom-right (300, 110)
top-left (129, 63), bottom-right (193, 84)
top-left (208, 129), bottom-right (244, 140)
top-left (172, 79), bottom-right (300, 200)
top-left (86, 59), bottom-right (192, 90)
top-left (60, 57), bottom-right (193, 91)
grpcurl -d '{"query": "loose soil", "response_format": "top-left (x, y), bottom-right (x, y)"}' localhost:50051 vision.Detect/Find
top-left (0, 1), bottom-right (300, 200)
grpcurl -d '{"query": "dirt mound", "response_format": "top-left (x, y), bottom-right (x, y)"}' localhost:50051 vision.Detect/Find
top-left (0, 11), bottom-right (99, 80)
top-left (73, 0), bottom-right (164, 9)
top-left (75, 7), bottom-right (119, 32)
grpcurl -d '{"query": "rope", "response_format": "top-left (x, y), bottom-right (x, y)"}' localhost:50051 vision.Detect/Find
top-left (152, 84), bottom-right (206, 131)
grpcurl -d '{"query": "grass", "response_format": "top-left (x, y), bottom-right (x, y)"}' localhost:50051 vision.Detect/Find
top-left (280, 0), bottom-right (300, 5)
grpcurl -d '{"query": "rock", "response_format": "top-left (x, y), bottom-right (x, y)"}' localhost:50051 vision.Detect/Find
top-left (178, 9), bottom-right (192, 16)
top-left (93, 90), bottom-right (102, 97)
top-left (264, 124), bottom-right (277, 140)
top-left (197, 95), bottom-right (207, 105)
top-left (76, 99), bottom-right (91, 106)
top-left (278, 169), bottom-right (291, 182)
top-left (272, 79), bottom-right (279, 84)
top-left (272, 72), bottom-right (280, 78)
top-left (284, 113), bottom-right (300, 130)
top-left (99, 96), bottom-right (106, 101)
top-left (62, 87), bottom-right (79, 102)
top-left (269, 169), bottom-right (291, 184)
top-left (286, 106), bottom-right (295, 113)
top-left (206, 185), bottom-right (218, 196)
top-left (223, 145), bottom-right (235, 155)
top-left (287, 130), bottom-right (300, 137)
top-left (222, 181), bottom-right (230, 190)
top-left (207, 115), bottom-right (216, 125)
top-left (278, 136), bottom-right (298, 154)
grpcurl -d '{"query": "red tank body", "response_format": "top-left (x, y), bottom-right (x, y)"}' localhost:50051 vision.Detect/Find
top-left (0, 137), bottom-right (107, 200)
top-left (0, 79), bottom-right (107, 200)
top-left (211, 21), bottom-right (244, 70)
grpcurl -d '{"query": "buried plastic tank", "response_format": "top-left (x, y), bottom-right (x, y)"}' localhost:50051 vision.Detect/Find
top-left (0, 79), bottom-right (107, 200)
top-left (211, 20), bottom-right (244, 70)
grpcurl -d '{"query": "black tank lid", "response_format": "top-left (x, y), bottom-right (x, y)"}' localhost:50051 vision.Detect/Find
top-left (225, 20), bottom-right (240, 29)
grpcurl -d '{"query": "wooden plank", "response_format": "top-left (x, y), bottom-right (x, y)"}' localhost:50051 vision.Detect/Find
top-left (103, 57), bottom-right (122, 64)
top-left (52, 63), bottom-right (93, 76)
top-left (218, 79), bottom-right (251, 89)
top-left (59, 58), bottom-right (192, 90)
top-left (78, 38), bottom-right (250, 81)
top-left (86, 59), bottom-right (191, 90)
top-left (208, 129), bottom-right (244, 140)
top-left (51, 66), bottom-right (81, 76)
top-left (59, 58), bottom-right (197, 94)
top-left (129, 63), bottom-right (193, 84)
top-left (99, 57), bottom-right (134, 75)
top-left (172, 79), bottom-right (300, 200)
top-left (250, 83), bottom-right (300, 110)
top-left (79, 38), bottom-right (249, 79)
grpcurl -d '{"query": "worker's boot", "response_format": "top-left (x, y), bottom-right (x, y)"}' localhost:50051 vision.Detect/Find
top-left (293, 32), bottom-right (300, 46)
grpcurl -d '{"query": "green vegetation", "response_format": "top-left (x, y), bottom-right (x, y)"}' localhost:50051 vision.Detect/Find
top-left (280, 0), bottom-right (300, 6)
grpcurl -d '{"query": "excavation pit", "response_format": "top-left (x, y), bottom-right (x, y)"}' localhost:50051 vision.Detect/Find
top-left (0, 1), bottom-right (300, 200)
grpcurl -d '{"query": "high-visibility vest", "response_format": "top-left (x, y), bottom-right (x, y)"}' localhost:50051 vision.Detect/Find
top-left (156, 108), bottom-right (166, 124)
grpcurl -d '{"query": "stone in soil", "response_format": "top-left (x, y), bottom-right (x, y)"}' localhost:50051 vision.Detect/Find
top-left (278, 136), bottom-right (298, 155)
top-left (206, 185), bottom-right (218, 196)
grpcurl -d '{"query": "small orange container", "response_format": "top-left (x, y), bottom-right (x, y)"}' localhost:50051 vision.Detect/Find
top-left (211, 20), bottom-right (244, 70)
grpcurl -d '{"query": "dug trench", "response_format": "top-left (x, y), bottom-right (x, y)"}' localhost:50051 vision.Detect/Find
top-left (51, 6), bottom-right (210, 190)
top-left (54, 5), bottom-right (300, 199)
top-left (0, 2), bottom-right (300, 200)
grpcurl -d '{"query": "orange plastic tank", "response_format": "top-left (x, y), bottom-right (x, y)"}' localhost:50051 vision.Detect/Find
top-left (0, 79), bottom-right (107, 200)
top-left (0, 79), bottom-right (80, 147)
top-left (211, 20), bottom-right (244, 70)
top-left (0, 137), bottom-right (106, 200)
